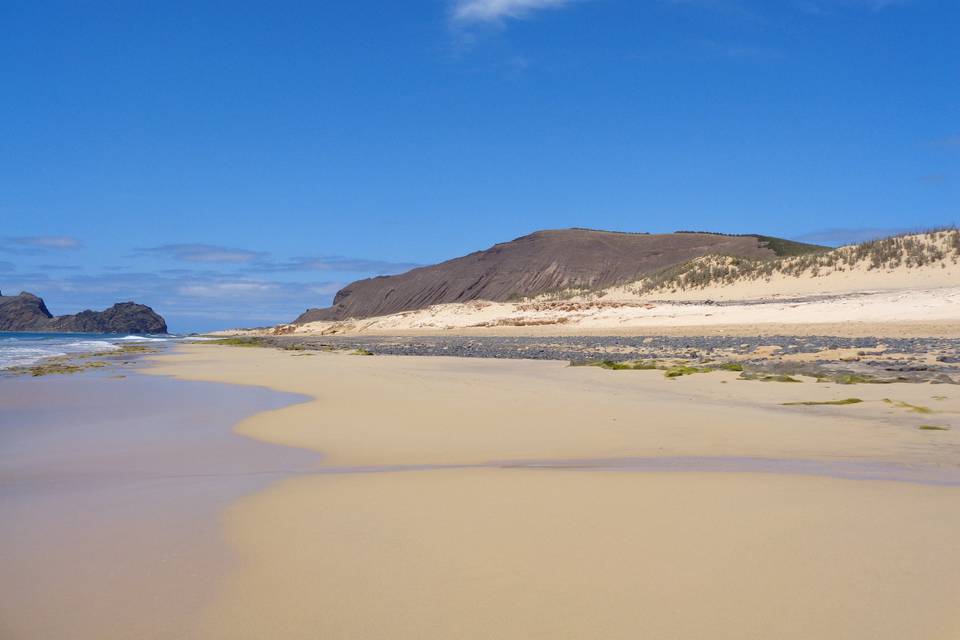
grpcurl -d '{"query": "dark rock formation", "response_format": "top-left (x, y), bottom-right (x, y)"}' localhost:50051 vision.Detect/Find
top-left (296, 229), bottom-right (825, 322)
top-left (0, 291), bottom-right (167, 333)
top-left (0, 291), bottom-right (54, 331)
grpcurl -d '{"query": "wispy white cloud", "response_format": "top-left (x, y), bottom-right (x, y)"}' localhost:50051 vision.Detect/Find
top-left (262, 255), bottom-right (420, 275)
top-left (7, 236), bottom-right (420, 329)
top-left (7, 240), bottom-right (421, 330)
top-left (451, 0), bottom-right (571, 24)
top-left (0, 235), bottom-right (82, 254)
top-left (134, 243), bottom-right (418, 274)
top-left (178, 281), bottom-right (279, 298)
top-left (856, 0), bottom-right (909, 8)
top-left (2, 267), bottom-right (345, 331)
top-left (795, 0), bottom-right (910, 14)
top-left (135, 243), bottom-right (267, 264)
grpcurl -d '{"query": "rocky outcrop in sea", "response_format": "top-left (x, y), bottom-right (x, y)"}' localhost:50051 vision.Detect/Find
top-left (0, 291), bottom-right (167, 334)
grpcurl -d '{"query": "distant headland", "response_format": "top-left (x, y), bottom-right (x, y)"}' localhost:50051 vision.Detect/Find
top-left (0, 290), bottom-right (167, 334)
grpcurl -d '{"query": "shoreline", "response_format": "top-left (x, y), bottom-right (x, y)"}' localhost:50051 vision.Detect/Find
top-left (0, 366), bottom-right (316, 640)
top-left (146, 343), bottom-right (960, 474)
top-left (0, 333), bottom-right (175, 377)
top-left (140, 343), bottom-right (960, 639)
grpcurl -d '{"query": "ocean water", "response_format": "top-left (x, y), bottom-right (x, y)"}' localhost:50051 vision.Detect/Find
top-left (0, 332), bottom-right (173, 370)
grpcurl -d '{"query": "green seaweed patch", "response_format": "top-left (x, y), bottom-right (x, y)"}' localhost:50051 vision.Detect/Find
top-left (716, 362), bottom-right (744, 372)
top-left (782, 398), bottom-right (863, 406)
top-left (817, 373), bottom-right (889, 385)
top-left (918, 425), bottom-right (950, 431)
top-left (78, 344), bottom-right (157, 358)
top-left (15, 360), bottom-right (111, 377)
top-left (932, 395), bottom-right (948, 401)
top-left (204, 337), bottom-right (266, 347)
top-left (351, 348), bottom-right (375, 356)
top-left (572, 360), bottom-right (741, 376)
top-left (664, 365), bottom-right (714, 378)
top-left (815, 372), bottom-right (911, 385)
top-left (739, 372), bottom-right (802, 383)
top-left (570, 359), bottom-right (657, 370)
top-left (882, 399), bottom-right (932, 414)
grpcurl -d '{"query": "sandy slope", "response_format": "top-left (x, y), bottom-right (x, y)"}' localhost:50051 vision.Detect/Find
top-left (261, 285), bottom-right (960, 338)
top-left (146, 345), bottom-right (960, 640)
top-left (604, 259), bottom-right (960, 301)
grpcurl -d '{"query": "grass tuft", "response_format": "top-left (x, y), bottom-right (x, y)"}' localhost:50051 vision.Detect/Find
top-left (571, 359), bottom-right (659, 370)
top-left (739, 372), bottom-right (802, 383)
top-left (632, 229), bottom-right (960, 296)
top-left (205, 337), bottom-right (266, 347)
top-left (918, 425), bottom-right (950, 431)
top-left (664, 365), bottom-right (713, 378)
top-left (716, 362), bottom-right (744, 372)
top-left (782, 398), bottom-right (863, 406)
top-left (883, 399), bottom-right (933, 414)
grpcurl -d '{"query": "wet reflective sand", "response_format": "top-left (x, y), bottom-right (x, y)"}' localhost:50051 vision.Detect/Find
top-left (0, 372), bottom-right (317, 640)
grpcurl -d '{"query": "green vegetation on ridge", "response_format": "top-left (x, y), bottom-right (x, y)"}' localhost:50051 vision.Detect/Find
top-left (633, 229), bottom-right (959, 295)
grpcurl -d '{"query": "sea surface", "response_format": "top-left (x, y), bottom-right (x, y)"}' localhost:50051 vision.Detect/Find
top-left (0, 332), bottom-right (175, 369)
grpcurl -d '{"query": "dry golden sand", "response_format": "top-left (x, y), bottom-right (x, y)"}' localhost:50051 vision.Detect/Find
top-left (146, 345), bottom-right (960, 640)
top-left (260, 287), bottom-right (960, 338)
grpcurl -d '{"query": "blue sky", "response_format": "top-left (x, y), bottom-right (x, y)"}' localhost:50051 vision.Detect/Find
top-left (1, 0), bottom-right (957, 331)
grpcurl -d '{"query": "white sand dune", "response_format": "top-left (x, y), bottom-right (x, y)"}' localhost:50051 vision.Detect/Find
top-left (263, 285), bottom-right (960, 338)
top-left (226, 232), bottom-right (959, 338)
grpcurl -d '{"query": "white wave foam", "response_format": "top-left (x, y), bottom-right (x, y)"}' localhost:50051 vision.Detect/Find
top-left (0, 347), bottom-right (68, 369)
top-left (119, 335), bottom-right (169, 342)
top-left (65, 340), bottom-right (120, 351)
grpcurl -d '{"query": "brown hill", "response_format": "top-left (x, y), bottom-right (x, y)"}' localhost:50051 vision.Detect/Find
top-left (295, 229), bottom-right (825, 323)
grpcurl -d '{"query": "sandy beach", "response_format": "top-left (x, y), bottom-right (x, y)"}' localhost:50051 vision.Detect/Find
top-left (9, 2), bottom-right (958, 638)
top-left (138, 343), bottom-right (960, 639)
top-left (0, 370), bottom-right (316, 640)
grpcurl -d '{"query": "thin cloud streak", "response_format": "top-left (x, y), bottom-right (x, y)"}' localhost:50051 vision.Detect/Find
top-left (795, 0), bottom-right (911, 14)
top-left (263, 256), bottom-right (421, 275)
top-left (0, 236), bottom-right (82, 254)
top-left (135, 243), bottom-right (268, 264)
top-left (451, 0), bottom-right (571, 24)
top-left (134, 243), bottom-right (418, 274)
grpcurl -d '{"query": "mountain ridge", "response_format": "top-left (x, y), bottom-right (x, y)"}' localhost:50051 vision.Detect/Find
top-left (296, 228), bottom-right (826, 322)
